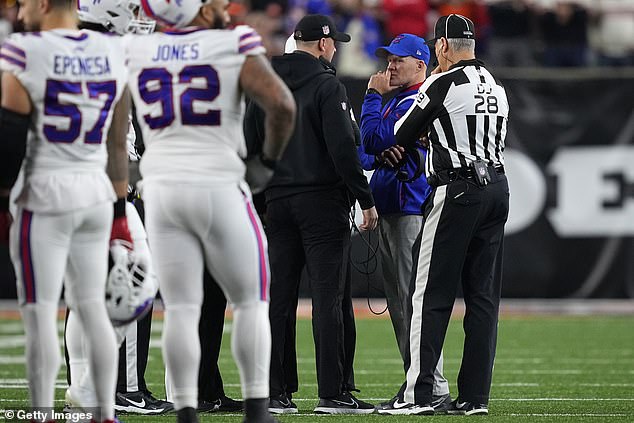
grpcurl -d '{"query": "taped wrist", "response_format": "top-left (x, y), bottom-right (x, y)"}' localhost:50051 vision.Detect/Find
top-left (113, 197), bottom-right (126, 218)
top-left (0, 107), bottom-right (30, 189)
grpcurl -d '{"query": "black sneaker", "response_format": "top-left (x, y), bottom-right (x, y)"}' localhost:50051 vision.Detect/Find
top-left (314, 391), bottom-right (374, 414)
top-left (199, 395), bottom-right (243, 412)
top-left (115, 390), bottom-right (174, 414)
top-left (431, 393), bottom-right (452, 413)
top-left (375, 396), bottom-right (434, 415)
top-left (268, 393), bottom-right (298, 414)
top-left (198, 400), bottom-right (217, 412)
top-left (447, 399), bottom-right (488, 415)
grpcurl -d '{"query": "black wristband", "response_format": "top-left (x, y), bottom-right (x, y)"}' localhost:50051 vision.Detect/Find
top-left (0, 196), bottom-right (9, 212)
top-left (366, 88), bottom-right (381, 96)
top-left (113, 197), bottom-right (126, 218)
top-left (259, 153), bottom-right (277, 170)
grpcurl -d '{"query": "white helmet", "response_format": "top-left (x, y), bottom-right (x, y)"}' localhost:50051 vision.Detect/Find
top-left (78, 0), bottom-right (156, 34)
top-left (139, 0), bottom-right (209, 29)
top-left (106, 241), bottom-right (158, 327)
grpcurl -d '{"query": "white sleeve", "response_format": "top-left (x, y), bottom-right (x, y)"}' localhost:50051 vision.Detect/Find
top-left (0, 34), bottom-right (28, 78)
top-left (234, 25), bottom-right (266, 57)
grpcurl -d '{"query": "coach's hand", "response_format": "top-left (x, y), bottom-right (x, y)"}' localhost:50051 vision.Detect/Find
top-left (245, 153), bottom-right (276, 194)
top-left (359, 206), bottom-right (378, 231)
top-left (381, 145), bottom-right (406, 168)
top-left (368, 70), bottom-right (398, 95)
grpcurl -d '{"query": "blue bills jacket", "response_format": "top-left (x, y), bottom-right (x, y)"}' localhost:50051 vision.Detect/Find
top-left (358, 84), bottom-right (431, 215)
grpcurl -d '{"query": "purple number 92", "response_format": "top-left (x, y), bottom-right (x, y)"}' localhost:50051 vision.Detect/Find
top-left (137, 64), bottom-right (221, 129)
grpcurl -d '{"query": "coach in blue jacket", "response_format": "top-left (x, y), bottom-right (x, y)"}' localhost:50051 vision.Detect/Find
top-left (358, 34), bottom-right (451, 412)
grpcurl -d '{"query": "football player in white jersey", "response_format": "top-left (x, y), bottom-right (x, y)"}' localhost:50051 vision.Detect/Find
top-left (61, 0), bottom-right (173, 415)
top-left (124, 0), bottom-right (296, 421)
top-left (0, 0), bottom-right (131, 420)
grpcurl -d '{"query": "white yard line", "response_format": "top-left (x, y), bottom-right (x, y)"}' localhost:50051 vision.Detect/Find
top-left (0, 356), bottom-right (24, 364)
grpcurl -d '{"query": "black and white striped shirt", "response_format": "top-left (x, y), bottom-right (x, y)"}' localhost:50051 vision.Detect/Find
top-left (394, 59), bottom-right (509, 176)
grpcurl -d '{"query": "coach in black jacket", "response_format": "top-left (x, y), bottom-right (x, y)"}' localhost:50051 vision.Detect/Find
top-left (244, 14), bottom-right (377, 415)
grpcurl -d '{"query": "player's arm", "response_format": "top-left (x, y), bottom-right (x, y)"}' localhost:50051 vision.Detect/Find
top-left (240, 54), bottom-right (296, 193)
top-left (0, 72), bottom-right (31, 242)
top-left (106, 88), bottom-right (133, 246)
top-left (240, 54), bottom-right (296, 162)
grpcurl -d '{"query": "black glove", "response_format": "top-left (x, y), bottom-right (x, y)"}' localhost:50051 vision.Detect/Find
top-left (245, 154), bottom-right (277, 194)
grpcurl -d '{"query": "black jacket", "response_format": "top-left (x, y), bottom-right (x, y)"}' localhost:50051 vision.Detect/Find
top-left (244, 51), bottom-right (374, 210)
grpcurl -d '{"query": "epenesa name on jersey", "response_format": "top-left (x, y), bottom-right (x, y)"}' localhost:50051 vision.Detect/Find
top-left (53, 55), bottom-right (111, 76)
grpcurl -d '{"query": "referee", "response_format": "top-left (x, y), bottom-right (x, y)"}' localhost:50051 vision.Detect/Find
top-left (378, 14), bottom-right (509, 416)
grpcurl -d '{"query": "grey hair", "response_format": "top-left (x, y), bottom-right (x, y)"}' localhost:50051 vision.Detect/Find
top-left (447, 38), bottom-right (475, 53)
top-left (295, 39), bottom-right (320, 49)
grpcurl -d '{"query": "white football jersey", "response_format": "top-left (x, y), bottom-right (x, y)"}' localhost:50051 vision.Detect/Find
top-left (123, 25), bottom-right (265, 186)
top-left (0, 30), bottom-right (127, 212)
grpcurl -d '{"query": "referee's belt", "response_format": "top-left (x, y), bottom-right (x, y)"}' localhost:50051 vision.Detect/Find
top-left (428, 165), bottom-right (505, 187)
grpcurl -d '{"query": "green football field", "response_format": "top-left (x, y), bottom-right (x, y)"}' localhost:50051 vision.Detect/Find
top-left (1, 313), bottom-right (633, 422)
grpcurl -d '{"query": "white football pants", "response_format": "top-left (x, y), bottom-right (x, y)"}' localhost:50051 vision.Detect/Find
top-left (143, 181), bottom-right (271, 410)
top-left (9, 202), bottom-right (117, 420)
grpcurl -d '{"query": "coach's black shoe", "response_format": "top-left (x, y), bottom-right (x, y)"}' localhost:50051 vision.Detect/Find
top-left (268, 393), bottom-right (298, 414)
top-left (198, 400), bottom-right (218, 412)
top-left (177, 407), bottom-right (199, 423)
top-left (314, 391), bottom-right (375, 414)
top-left (447, 399), bottom-right (488, 415)
top-left (375, 396), bottom-right (434, 415)
top-left (115, 390), bottom-right (174, 414)
top-left (431, 393), bottom-right (452, 413)
top-left (200, 395), bottom-right (243, 412)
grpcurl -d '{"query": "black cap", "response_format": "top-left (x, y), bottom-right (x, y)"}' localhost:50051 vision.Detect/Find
top-left (426, 14), bottom-right (475, 45)
top-left (294, 14), bottom-right (351, 42)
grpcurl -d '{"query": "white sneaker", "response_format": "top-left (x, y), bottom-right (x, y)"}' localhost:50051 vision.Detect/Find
top-left (65, 384), bottom-right (98, 410)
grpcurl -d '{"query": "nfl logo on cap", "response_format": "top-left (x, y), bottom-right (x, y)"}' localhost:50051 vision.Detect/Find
top-left (322, 25), bottom-right (330, 35)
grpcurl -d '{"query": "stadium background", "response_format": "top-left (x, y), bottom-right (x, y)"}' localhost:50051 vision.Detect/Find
top-left (1, 0), bottom-right (633, 299)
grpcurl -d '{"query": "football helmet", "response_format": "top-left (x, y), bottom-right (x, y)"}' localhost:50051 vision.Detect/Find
top-left (106, 241), bottom-right (158, 327)
top-left (139, 0), bottom-right (210, 29)
top-left (78, 0), bottom-right (156, 34)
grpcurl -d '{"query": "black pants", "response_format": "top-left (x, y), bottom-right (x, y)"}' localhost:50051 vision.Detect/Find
top-left (266, 189), bottom-right (353, 399)
top-left (272, 266), bottom-right (356, 398)
top-left (116, 308), bottom-right (152, 393)
top-left (198, 269), bottom-right (228, 401)
top-left (404, 174), bottom-right (509, 405)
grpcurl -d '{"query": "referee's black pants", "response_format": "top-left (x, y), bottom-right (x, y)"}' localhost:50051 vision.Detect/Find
top-left (266, 188), bottom-right (351, 399)
top-left (403, 174), bottom-right (509, 406)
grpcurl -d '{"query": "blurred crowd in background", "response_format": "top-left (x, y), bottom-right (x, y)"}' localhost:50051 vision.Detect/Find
top-left (1, 0), bottom-right (633, 73)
